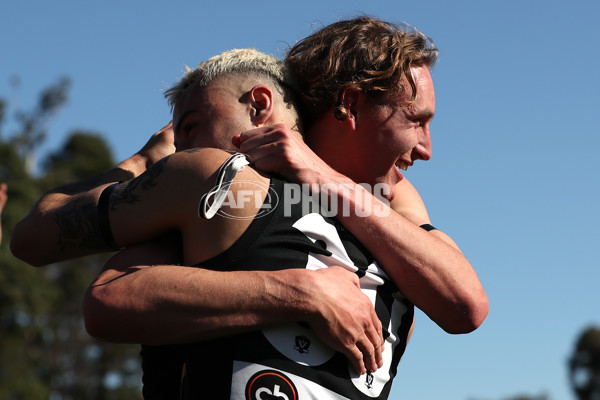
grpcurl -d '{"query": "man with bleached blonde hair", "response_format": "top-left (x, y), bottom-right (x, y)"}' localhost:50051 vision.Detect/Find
top-left (164, 48), bottom-right (303, 150)
top-left (12, 48), bottom-right (385, 399)
top-left (12, 48), bottom-right (302, 262)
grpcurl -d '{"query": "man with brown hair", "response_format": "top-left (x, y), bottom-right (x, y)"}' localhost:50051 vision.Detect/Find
top-left (240, 16), bottom-right (488, 334)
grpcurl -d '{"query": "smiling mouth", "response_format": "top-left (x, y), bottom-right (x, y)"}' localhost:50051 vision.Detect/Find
top-left (395, 160), bottom-right (409, 171)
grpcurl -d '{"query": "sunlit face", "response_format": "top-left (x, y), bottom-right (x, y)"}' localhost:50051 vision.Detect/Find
top-left (353, 66), bottom-right (435, 186)
top-left (172, 83), bottom-right (248, 151)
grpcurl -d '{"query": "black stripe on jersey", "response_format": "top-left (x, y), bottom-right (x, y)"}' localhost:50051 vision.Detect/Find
top-left (330, 219), bottom-right (374, 278)
top-left (374, 280), bottom-right (396, 341)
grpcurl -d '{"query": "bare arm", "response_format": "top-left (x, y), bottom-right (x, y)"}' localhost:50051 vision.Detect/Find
top-left (328, 180), bottom-right (488, 333)
top-left (0, 183), bottom-right (7, 246)
top-left (236, 125), bottom-right (489, 334)
top-left (83, 149), bottom-right (384, 374)
top-left (10, 122), bottom-right (175, 266)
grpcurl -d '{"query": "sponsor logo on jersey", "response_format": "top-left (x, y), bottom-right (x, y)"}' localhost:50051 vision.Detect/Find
top-left (245, 370), bottom-right (298, 400)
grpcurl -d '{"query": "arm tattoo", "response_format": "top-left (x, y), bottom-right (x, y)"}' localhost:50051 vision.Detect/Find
top-left (53, 156), bottom-right (172, 251)
top-left (55, 197), bottom-right (107, 251)
top-left (110, 155), bottom-right (170, 210)
top-left (182, 148), bottom-right (203, 154)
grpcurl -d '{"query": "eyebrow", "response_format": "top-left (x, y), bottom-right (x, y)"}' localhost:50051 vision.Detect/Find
top-left (419, 111), bottom-right (435, 121)
top-left (407, 108), bottom-right (435, 122)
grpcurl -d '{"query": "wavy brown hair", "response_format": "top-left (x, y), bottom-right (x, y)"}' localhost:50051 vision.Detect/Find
top-left (285, 16), bottom-right (438, 127)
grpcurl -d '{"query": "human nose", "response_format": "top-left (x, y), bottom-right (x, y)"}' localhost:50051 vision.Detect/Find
top-left (414, 126), bottom-right (432, 161)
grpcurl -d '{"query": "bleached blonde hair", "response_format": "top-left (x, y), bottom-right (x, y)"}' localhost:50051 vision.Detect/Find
top-left (164, 48), bottom-right (298, 109)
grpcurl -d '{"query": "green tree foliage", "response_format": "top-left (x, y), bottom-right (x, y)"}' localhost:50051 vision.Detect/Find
top-left (569, 325), bottom-right (600, 400)
top-left (0, 79), bottom-right (142, 399)
top-left (11, 77), bottom-right (70, 166)
top-left (41, 131), bottom-right (115, 192)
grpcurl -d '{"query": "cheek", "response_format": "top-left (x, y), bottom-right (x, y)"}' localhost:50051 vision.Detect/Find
top-left (379, 123), bottom-right (416, 153)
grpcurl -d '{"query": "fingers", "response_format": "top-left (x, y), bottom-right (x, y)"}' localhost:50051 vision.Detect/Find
top-left (235, 124), bottom-right (297, 151)
top-left (238, 129), bottom-right (288, 153)
top-left (355, 337), bottom-right (376, 374)
top-left (156, 121), bottom-right (174, 138)
top-left (236, 131), bottom-right (298, 175)
top-left (231, 135), bottom-right (242, 149)
top-left (0, 183), bottom-right (7, 211)
top-left (344, 326), bottom-right (383, 375)
top-left (366, 308), bottom-right (385, 369)
top-left (232, 128), bottom-right (282, 163)
top-left (344, 343), bottom-right (367, 376)
top-left (137, 123), bottom-right (177, 168)
top-left (309, 267), bottom-right (386, 376)
top-left (348, 274), bottom-right (384, 374)
top-left (353, 306), bottom-right (384, 374)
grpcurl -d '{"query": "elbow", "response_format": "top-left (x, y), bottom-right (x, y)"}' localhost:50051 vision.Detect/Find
top-left (443, 291), bottom-right (489, 334)
top-left (82, 286), bottom-right (118, 342)
top-left (10, 221), bottom-right (46, 267)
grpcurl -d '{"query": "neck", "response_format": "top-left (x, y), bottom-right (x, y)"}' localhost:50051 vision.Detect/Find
top-left (306, 117), bottom-right (401, 189)
top-left (305, 118), bottom-right (361, 180)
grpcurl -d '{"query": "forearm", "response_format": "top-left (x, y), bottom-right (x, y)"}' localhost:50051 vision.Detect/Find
top-left (84, 264), bottom-right (317, 344)
top-left (321, 175), bottom-right (488, 333)
top-left (10, 156), bottom-right (146, 266)
top-left (10, 120), bottom-right (175, 266)
top-left (83, 230), bottom-right (385, 373)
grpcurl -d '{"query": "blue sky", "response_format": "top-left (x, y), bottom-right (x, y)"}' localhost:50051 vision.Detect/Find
top-left (2, 0), bottom-right (599, 399)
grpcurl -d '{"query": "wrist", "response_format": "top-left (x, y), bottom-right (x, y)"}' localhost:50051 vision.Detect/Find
top-left (263, 269), bottom-right (318, 321)
top-left (117, 153), bottom-right (147, 178)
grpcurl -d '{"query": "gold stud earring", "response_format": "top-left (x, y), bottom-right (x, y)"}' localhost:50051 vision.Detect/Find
top-left (333, 105), bottom-right (348, 121)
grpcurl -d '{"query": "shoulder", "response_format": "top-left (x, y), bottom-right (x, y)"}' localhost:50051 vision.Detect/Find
top-left (166, 148), bottom-right (241, 174)
top-left (389, 177), bottom-right (430, 226)
top-left (160, 148), bottom-right (268, 187)
top-left (165, 149), bottom-right (272, 219)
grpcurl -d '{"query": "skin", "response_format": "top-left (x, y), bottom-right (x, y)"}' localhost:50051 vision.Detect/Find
top-left (86, 67), bottom-right (487, 387)
top-left (0, 183), bottom-right (7, 245)
top-left (7, 79), bottom-right (387, 374)
top-left (10, 65), bottom-right (487, 382)
top-left (235, 67), bottom-right (488, 333)
top-left (83, 79), bottom-right (387, 375)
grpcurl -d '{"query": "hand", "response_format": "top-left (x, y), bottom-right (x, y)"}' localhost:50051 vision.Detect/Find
top-left (136, 122), bottom-right (176, 169)
top-left (0, 183), bottom-right (7, 215)
top-left (0, 183), bottom-right (6, 245)
top-left (233, 124), bottom-right (338, 185)
top-left (304, 266), bottom-right (384, 375)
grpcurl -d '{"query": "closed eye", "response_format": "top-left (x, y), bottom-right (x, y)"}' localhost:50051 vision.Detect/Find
top-left (181, 123), bottom-right (194, 136)
top-left (410, 112), bottom-right (434, 127)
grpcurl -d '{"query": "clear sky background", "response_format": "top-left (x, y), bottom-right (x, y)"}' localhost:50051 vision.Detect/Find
top-left (2, 1), bottom-right (599, 399)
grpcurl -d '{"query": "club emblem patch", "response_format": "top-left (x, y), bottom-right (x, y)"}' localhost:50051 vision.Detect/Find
top-left (294, 335), bottom-right (311, 354)
top-left (365, 371), bottom-right (374, 389)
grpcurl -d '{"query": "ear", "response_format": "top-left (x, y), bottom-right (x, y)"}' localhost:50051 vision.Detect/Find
top-left (249, 85), bottom-right (274, 127)
top-left (338, 87), bottom-right (361, 130)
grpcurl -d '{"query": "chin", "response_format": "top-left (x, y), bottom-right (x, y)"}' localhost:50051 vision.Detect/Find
top-left (368, 170), bottom-right (401, 203)
top-left (394, 166), bottom-right (405, 182)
